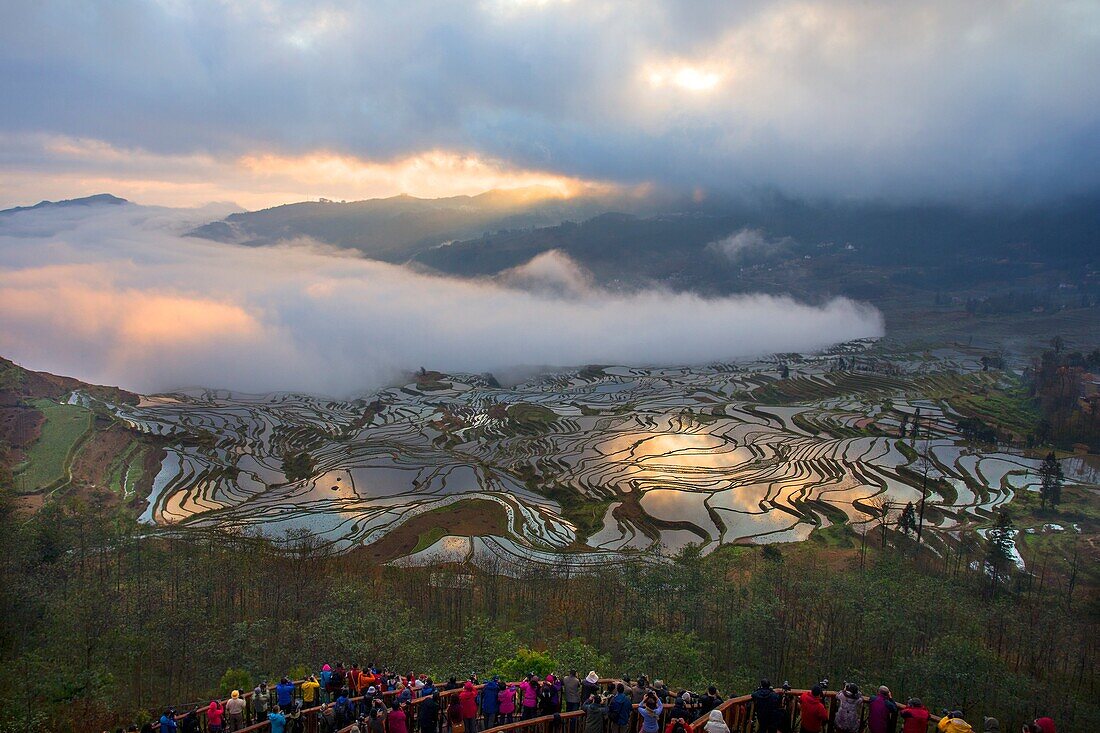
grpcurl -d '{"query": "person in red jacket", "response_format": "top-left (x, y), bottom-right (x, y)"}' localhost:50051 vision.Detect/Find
top-left (459, 681), bottom-right (479, 733)
top-left (899, 698), bottom-right (930, 733)
top-left (1025, 718), bottom-right (1055, 733)
top-left (798, 686), bottom-right (829, 733)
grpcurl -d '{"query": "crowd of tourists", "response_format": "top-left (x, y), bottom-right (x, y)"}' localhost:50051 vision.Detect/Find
top-left (130, 665), bottom-right (1057, 733)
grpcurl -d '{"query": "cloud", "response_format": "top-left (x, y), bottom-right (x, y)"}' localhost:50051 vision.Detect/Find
top-left (0, 204), bottom-right (883, 395)
top-left (1, 1), bottom-right (1098, 206)
top-left (707, 228), bottom-right (794, 264)
top-left (0, 133), bottom-right (608, 210)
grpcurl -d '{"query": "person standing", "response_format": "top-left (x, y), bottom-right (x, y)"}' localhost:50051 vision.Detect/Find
top-left (207, 700), bottom-right (225, 733)
top-left (482, 676), bottom-right (502, 729)
top-left (520, 675), bottom-right (539, 721)
top-left (867, 686), bottom-right (898, 733)
top-left (582, 694), bottom-right (608, 733)
top-left (301, 676), bottom-right (320, 709)
top-left (608, 684), bottom-right (632, 733)
top-left (276, 678), bottom-right (296, 712)
top-left (419, 692), bottom-right (441, 733)
top-left (834, 684), bottom-right (863, 733)
top-left (497, 684), bottom-right (517, 725)
top-left (636, 691), bottom-right (663, 733)
top-left (159, 710), bottom-right (178, 733)
top-left (563, 671), bottom-right (582, 713)
top-left (253, 683), bottom-right (271, 721)
top-left (268, 706), bottom-right (287, 733)
top-left (751, 681), bottom-right (783, 733)
top-left (388, 702), bottom-right (409, 733)
top-left (899, 698), bottom-right (929, 733)
top-left (797, 686), bottom-right (828, 733)
top-left (224, 691), bottom-right (246, 732)
top-left (700, 687), bottom-right (722, 718)
top-left (459, 681), bottom-right (479, 733)
top-left (704, 710), bottom-right (730, 733)
top-left (580, 673), bottom-right (600, 704)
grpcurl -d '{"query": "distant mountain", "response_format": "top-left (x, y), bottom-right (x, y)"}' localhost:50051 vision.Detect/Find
top-left (0, 193), bottom-right (128, 216)
top-left (412, 196), bottom-right (1100, 298)
top-left (187, 186), bottom-right (650, 262)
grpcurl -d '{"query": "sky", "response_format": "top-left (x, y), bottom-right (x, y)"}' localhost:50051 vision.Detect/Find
top-left (0, 204), bottom-right (882, 394)
top-left (2, 0), bottom-right (1099, 209)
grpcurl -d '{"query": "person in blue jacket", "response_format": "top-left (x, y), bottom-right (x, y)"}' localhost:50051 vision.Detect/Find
top-left (159, 709), bottom-right (178, 733)
top-left (608, 684), bottom-right (632, 733)
top-left (267, 705), bottom-right (287, 733)
top-left (482, 676), bottom-right (502, 729)
top-left (276, 677), bottom-right (296, 710)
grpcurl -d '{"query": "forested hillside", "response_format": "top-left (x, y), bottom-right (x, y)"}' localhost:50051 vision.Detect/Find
top-left (0, 488), bottom-right (1093, 733)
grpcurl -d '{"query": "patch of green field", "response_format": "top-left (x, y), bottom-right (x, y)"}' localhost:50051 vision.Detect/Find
top-left (411, 527), bottom-right (449, 554)
top-left (15, 398), bottom-right (94, 492)
top-left (507, 403), bottom-right (558, 426)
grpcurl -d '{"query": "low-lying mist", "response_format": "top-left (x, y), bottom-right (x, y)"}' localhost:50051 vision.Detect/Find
top-left (0, 204), bottom-right (884, 396)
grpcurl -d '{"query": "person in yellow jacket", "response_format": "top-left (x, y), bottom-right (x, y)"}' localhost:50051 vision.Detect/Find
top-left (939, 711), bottom-right (975, 733)
top-left (301, 676), bottom-right (321, 709)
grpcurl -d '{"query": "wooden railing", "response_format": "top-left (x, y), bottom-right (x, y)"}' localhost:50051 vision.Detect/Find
top-left (155, 681), bottom-right (947, 733)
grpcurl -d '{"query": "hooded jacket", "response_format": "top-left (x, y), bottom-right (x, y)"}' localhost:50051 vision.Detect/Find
top-left (608, 691), bottom-right (632, 725)
top-left (253, 687), bottom-right (271, 714)
top-left (937, 716), bottom-right (975, 733)
top-left (704, 709), bottom-right (730, 733)
top-left (459, 682), bottom-right (479, 719)
top-left (751, 687), bottom-right (782, 729)
top-left (581, 673), bottom-right (600, 702)
top-left (268, 711), bottom-right (287, 733)
top-left (521, 680), bottom-right (539, 708)
top-left (583, 699), bottom-right (609, 733)
top-left (388, 707), bottom-right (408, 733)
top-left (835, 690), bottom-right (863, 733)
top-left (418, 697), bottom-right (440, 731)
top-left (798, 691), bottom-right (828, 733)
top-left (498, 686), bottom-right (517, 715)
top-left (900, 704), bottom-right (930, 733)
top-left (1034, 718), bottom-right (1056, 733)
top-left (483, 679), bottom-right (501, 714)
top-left (207, 702), bottom-right (224, 727)
top-left (159, 715), bottom-right (178, 733)
top-left (276, 681), bottom-right (295, 707)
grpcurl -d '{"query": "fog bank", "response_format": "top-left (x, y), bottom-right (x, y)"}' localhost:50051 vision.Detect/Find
top-left (0, 204), bottom-right (883, 395)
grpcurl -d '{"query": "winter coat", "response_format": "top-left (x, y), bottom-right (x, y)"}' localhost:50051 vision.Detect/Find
top-left (548, 676), bottom-right (563, 707)
top-left (460, 683), bottom-right (479, 719)
top-left (564, 675), bottom-right (582, 705)
top-left (581, 679), bottom-right (600, 702)
top-left (638, 701), bottom-right (663, 733)
top-left (899, 705), bottom-right (930, 733)
top-left (483, 680), bottom-right (501, 714)
top-left (608, 693), bottom-right (632, 726)
top-left (631, 685), bottom-right (646, 705)
top-left (798, 692), bottom-right (828, 733)
top-left (751, 687), bottom-right (782, 729)
top-left (277, 682), bottom-right (296, 708)
top-left (253, 688), bottom-right (271, 714)
top-left (388, 708), bottom-right (408, 733)
top-left (868, 694), bottom-right (898, 733)
top-left (499, 686), bottom-right (517, 714)
top-left (302, 680), bottom-right (320, 703)
top-left (703, 710), bottom-right (730, 733)
top-left (521, 680), bottom-right (539, 708)
top-left (1034, 718), bottom-right (1056, 733)
top-left (937, 717), bottom-right (974, 733)
top-left (419, 698), bottom-right (441, 732)
top-left (834, 691), bottom-right (863, 733)
top-left (207, 703), bottom-right (225, 727)
top-left (699, 694), bottom-right (722, 717)
top-left (268, 712), bottom-right (287, 733)
top-left (583, 701), bottom-right (608, 733)
top-left (321, 668), bottom-right (332, 689)
top-left (159, 715), bottom-right (178, 733)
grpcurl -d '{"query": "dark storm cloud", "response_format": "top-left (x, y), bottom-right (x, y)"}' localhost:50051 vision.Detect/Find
top-left (1, 0), bottom-right (1098, 203)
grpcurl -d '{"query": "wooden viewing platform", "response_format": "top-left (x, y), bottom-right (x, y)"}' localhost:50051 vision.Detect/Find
top-left (153, 679), bottom-right (946, 733)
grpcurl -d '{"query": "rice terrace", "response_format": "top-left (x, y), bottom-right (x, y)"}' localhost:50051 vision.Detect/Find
top-left (37, 340), bottom-right (1082, 572)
